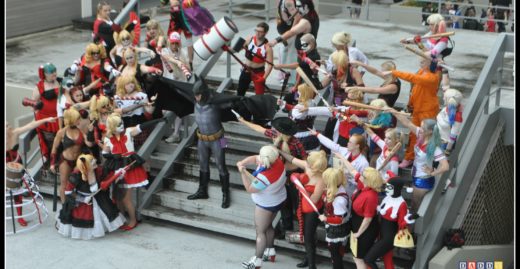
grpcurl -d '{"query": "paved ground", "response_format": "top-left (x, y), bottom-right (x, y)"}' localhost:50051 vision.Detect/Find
top-left (5, 2), bottom-right (513, 268)
top-left (6, 198), bottom-right (345, 269)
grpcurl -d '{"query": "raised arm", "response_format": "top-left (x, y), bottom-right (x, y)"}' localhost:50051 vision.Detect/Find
top-left (334, 152), bottom-right (358, 176)
top-left (277, 149), bottom-right (308, 170)
top-left (390, 108), bottom-right (417, 132)
top-left (237, 117), bottom-right (267, 134)
top-left (13, 117), bottom-right (57, 137)
top-left (351, 60), bottom-right (385, 79)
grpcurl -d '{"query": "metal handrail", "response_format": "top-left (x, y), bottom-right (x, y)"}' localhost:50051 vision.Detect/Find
top-left (412, 33), bottom-right (513, 269)
top-left (114, 0), bottom-right (140, 26)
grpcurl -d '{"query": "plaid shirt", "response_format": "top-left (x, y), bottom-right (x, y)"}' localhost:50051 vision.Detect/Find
top-left (264, 129), bottom-right (308, 160)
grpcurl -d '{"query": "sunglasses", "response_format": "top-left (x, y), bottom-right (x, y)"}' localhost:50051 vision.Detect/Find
top-left (125, 56), bottom-right (135, 60)
top-left (91, 51), bottom-right (100, 55)
top-left (122, 38), bottom-right (130, 41)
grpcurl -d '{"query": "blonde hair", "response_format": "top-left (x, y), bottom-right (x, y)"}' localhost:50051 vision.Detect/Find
top-left (381, 61), bottom-right (397, 86)
top-left (85, 43), bottom-right (107, 62)
top-left (106, 113), bottom-right (122, 138)
top-left (385, 128), bottom-right (401, 146)
top-left (348, 88), bottom-right (364, 103)
top-left (76, 154), bottom-right (95, 182)
top-left (121, 47), bottom-right (138, 67)
top-left (331, 50), bottom-right (349, 73)
top-left (297, 83), bottom-right (315, 109)
top-left (63, 107), bottom-right (81, 127)
top-left (370, 99), bottom-right (389, 109)
top-left (307, 150), bottom-right (328, 175)
top-left (444, 88), bottom-right (463, 106)
top-left (145, 19), bottom-right (166, 45)
top-left (273, 134), bottom-right (291, 155)
top-left (322, 167), bottom-right (346, 203)
top-left (115, 30), bottom-right (133, 45)
top-left (116, 75), bottom-right (142, 97)
top-left (258, 145), bottom-right (279, 169)
top-left (331, 32), bottom-right (351, 47)
top-left (362, 167), bottom-right (385, 192)
top-left (89, 95), bottom-right (111, 121)
top-left (427, 14), bottom-right (447, 33)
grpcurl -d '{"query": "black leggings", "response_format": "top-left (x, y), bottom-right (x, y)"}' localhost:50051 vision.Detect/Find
top-left (303, 211), bottom-right (320, 266)
top-left (364, 218), bottom-right (398, 269)
top-left (279, 170), bottom-right (301, 231)
top-left (328, 242), bottom-right (345, 269)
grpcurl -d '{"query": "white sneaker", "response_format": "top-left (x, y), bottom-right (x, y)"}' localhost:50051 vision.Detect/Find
top-left (165, 133), bottom-right (181, 143)
top-left (262, 248), bottom-right (276, 262)
top-left (242, 256), bottom-right (262, 269)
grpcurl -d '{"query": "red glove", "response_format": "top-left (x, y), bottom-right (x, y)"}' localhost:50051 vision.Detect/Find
top-left (413, 35), bottom-right (422, 43)
top-left (111, 23), bottom-right (122, 33)
top-left (149, 39), bottom-right (157, 48)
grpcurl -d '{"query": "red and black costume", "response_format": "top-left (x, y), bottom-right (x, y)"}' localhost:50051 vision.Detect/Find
top-left (364, 175), bottom-right (415, 269)
top-left (78, 55), bottom-right (110, 96)
top-left (6, 145), bottom-right (27, 226)
top-left (293, 173), bottom-right (324, 269)
top-left (323, 185), bottom-right (351, 269)
top-left (93, 18), bottom-right (120, 53)
top-left (35, 78), bottom-right (61, 162)
top-left (238, 36), bottom-right (269, 96)
top-left (57, 168), bottom-right (126, 240)
top-left (351, 172), bottom-right (380, 259)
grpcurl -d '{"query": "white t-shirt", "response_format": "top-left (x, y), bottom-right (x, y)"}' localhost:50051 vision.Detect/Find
top-left (412, 127), bottom-right (446, 178)
top-left (160, 47), bottom-right (189, 81)
top-left (114, 92), bottom-right (148, 117)
top-left (251, 158), bottom-right (287, 207)
top-left (370, 133), bottom-right (399, 180)
top-left (325, 47), bottom-right (369, 73)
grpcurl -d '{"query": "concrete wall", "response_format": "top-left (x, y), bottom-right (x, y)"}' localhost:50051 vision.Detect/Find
top-left (429, 245), bottom-right (514, 269)
top-left (6, 84), bottom-right (35, 128)
top-left (6, 0), bottom-right (81, 39)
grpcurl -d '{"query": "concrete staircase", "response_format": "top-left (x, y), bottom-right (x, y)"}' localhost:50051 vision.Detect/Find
top-left (35, 83), bottom-right (414, 267)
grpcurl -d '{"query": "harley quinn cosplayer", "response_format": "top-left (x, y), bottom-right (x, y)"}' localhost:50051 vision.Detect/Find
top-left (364, 173), bottom-right (416, 269)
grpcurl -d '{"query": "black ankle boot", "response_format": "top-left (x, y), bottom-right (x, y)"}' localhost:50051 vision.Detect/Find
top-left (220, 174), bottom-right (230, 208)
top-left (296, 257), bottom-right (308, 268)
top-left (187, 171), bottom-right (209, 200)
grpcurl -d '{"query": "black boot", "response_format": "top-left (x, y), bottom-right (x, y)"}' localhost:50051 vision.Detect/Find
top-left (187, 171), bottom-right (209, 200)
top-left (220, 173), bottom-right (230, 208)
top-left (296, 257), bottom-right (308, 268)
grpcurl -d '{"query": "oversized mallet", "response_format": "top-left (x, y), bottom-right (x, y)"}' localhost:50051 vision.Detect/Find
top-left (342, 100), bottom-right (411, 117)
top-left (404, 45), bottom-right (455, 72)
top-left (290, 176), bottom-right (320, 214)
top-left (377, 142), bottom-right (402, 171)
top-left (296, 67), bottom-right (332, 109)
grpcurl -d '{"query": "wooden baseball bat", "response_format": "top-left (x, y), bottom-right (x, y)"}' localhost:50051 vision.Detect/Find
top-left (295, 67), bottom-right (332, 108)
top-left (377, 142), bottom-right (402, 171)
top-left (404, 45), bottom-right (455, 72)
top-left (404, 31), bottom-right (455, 42)
top-left (342, 100), bottom-right (411, 116)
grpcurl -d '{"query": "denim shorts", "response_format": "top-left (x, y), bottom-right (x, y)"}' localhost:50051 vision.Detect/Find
top-left (256, 202), bottom-right (284, 213)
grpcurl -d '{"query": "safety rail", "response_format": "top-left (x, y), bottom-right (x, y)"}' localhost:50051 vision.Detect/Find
top-left (412, 33), bottom-right (514, 269)
top-left (113, 0), bottom-right (140, 26)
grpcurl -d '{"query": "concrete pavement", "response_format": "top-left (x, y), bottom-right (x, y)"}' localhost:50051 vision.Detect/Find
top-left (5, 198), bottom-right (343, 269)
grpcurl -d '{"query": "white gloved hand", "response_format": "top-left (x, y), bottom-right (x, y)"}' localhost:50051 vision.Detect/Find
top-left (70, 60), bottom-right (80, 74)
top-left (111, 68), bottom-right (121, 77)
top-left (115, 168), bottom-right (126, 182)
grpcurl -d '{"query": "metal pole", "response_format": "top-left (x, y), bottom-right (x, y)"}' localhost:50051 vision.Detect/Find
top-left (365, 0), bottom-right (370, 20)
top-left (266, 0), bottom-right (270, 22)
top-left (53, 171), bottom-right (58, 212)
top-left (227, 0), bottom-right (232, 79)
top-left (9, 190), bottom-right (16, 234)
top-left (438, 0), bottom-right (441, 16)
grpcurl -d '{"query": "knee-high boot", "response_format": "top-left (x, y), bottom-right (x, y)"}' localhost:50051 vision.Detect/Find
top-left (220, 173), bottom-right (230, 208)
top-left (187, 171), bottom-right (210, 200)
top-left (15, 195), bottom-right (27, 226)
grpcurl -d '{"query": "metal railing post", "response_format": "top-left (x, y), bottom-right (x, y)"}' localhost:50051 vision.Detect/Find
top-left (266, 0), bottom-right (270, 22)
top-left (365, 0), bottom-right (370, 20)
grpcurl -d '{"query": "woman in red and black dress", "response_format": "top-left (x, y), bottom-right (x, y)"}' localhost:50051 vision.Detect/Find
top-left (31, 63), bottom-right (61, 167)
top-left (278, 150), bottom-right (327, 269)
top-left (336, 153), bottom-right (385, 269)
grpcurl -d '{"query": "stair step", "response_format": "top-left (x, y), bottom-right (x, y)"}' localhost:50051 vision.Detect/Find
top-left (167, 176), bottom-right (253, 205)
top-left (152, 189), bottom-right (254, 226)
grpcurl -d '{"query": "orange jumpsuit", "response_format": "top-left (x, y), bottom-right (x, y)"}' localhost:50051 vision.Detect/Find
top-left (392, 69), bottom-right (441, 161)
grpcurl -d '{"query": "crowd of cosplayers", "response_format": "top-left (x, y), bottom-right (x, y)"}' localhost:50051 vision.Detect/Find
top-left (7, 0), bottom-right (465, 268)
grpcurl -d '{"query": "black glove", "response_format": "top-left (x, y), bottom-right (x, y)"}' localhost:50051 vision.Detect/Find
top-left (139, 117), bottom-right (167, 130)
top-left (87, 129), bottom-right (95, 143)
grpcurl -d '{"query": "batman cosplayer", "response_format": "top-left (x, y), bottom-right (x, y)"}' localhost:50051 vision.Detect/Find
top-left (150, 76), bottom-right (279, 208)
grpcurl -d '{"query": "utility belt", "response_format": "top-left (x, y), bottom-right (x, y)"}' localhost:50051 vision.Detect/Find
top-left (243, 66), bottom-right (265, 73)
top-left (197, 129), bottom-right (224, 142)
